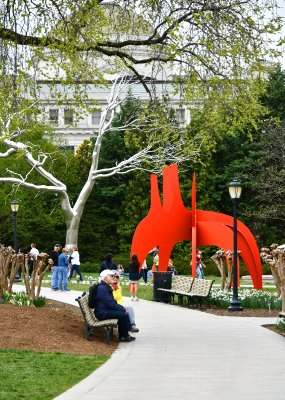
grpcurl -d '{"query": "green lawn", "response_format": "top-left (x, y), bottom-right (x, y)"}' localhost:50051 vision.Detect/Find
top-left (0, 349), bottom-right (108, 400)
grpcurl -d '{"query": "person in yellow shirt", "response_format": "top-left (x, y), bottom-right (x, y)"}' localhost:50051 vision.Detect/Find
top-left (111, 270), bottom-right (139, 333)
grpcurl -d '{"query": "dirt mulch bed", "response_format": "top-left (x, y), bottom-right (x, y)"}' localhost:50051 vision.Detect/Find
top-left (0, 300), bottom-right (118, 356)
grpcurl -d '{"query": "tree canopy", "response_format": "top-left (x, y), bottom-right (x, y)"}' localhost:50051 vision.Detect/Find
top-left (1, 1), bottom-right (282, 90)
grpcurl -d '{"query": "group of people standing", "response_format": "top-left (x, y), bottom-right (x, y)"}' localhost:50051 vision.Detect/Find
top-left (50, 244), bottom-right (83, 291)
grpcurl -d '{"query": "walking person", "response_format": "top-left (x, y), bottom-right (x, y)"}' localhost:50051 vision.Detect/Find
top-left (141, 259), bottom-right (148, 284)
top-left (28, 242), bottom-right (39, 278)
top-left (196, 249), bottom-right (206, 279)
top-left (129, 253), bottom-right (140, 301)
top-left (69, 245), bottom-right (83, 282)
top-left (50, 244), bottom-right (61, 290)
top-left (58, 248), bottom-right (70, 291)
top-left (95, 269), bottom-right (135, 342)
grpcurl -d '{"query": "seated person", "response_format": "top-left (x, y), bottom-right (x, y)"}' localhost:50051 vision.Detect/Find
top-left (117, 264), bottom-right (125, 276)
top-left (111, 270), bottom-right (139, 333)
top-left (95, 269), bottom-right (135, 342)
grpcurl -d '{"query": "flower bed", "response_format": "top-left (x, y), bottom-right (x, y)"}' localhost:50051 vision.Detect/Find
top-left (210, 288), bottom-right (281, 310)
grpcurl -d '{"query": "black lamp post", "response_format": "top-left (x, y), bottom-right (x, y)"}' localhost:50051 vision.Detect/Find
top-left (11, 199), bottom-right (20, 281)
top-left (228, 179), bottom-right (243, 312)
top-left (11, 199), bottom-right (20, 253)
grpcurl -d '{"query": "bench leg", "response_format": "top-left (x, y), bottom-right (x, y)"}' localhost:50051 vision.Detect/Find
top-left (85, 323), bottom-right (94, 340)
top-left (177, 295), bottom-right (184, 306)
top-left (106, 326), bottom-right (114, 344)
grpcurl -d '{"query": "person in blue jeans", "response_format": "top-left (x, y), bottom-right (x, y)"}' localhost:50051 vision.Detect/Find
top-left (58, 248), bottom-right (70, 291)
top-left (50, 244), bottom-right (61, 290)
top-left (69, 245), bottom-right (83, 281)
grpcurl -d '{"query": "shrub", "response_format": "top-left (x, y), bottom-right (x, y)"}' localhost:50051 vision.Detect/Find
top-left (33, 296), bottom-right (46, 308)
top-left (9, 292), bottom-right (32, 306)
top-left (80, 262), bottom-right (99, 273)
top-left (276, 318), bottom-right (285, 331)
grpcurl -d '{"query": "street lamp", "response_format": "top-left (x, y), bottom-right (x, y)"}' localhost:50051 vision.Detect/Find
top-left (227, 179), bottom-right (243, 312)
top-left (11, 199), bottom-right (20, 253)
top-left (11, 199), bottom-right (20, 280)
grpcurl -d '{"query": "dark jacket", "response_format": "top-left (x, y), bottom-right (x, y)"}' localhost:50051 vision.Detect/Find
top-left (99, 260), bottom-right (118, 273)
top-left (50, 250), bottom-right (59, 266)
top-left (95, 281), bottom-right (126, 320)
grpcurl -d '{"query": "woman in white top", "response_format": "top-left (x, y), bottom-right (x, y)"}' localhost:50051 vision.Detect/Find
top-left (141, 259), bottom-right (148, 284)
top-left (28, 243), bottom-right (39, 278)
top-left (69, 246), bottom-right (83, 281)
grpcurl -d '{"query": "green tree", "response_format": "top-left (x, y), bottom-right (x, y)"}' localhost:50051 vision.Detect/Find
top-left (186, 65), bottom-right (285, 247)
top-left (0, 0), bottom-right (281, 107)
top-left (260, 64), bottom-right (285, 121)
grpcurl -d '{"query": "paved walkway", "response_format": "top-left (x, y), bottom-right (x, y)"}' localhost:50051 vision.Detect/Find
top-left (34, 287), bottom-right (284, 400)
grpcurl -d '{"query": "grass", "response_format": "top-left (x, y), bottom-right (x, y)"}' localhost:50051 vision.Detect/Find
top-left (0, 349), bottom-right (108, 400)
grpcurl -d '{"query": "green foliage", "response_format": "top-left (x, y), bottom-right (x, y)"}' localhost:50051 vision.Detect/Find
top-left (80, 262), bottom-right (99, 273)
top-left (0, 349), bottom-right (108, 400)
top-left (33, 296), bottom-right (46, 308)
top-left (260, 64), bottom-right (285, 121)
top-left (276, 318), bottom-right (285, 332)
top-left (184, 65), bottom-right (285, 248)
top-left (2, 291), bottom-right (32, 306)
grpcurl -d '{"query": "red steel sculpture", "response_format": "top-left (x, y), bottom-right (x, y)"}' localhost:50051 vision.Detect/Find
top-left (131, 164), bottom-right (262, 289)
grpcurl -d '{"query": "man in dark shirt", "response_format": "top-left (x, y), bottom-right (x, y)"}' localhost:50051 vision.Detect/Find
top-left (95, 269), bottom-right (135, 342)
top-left (50, 244), bottom-right (61, 290)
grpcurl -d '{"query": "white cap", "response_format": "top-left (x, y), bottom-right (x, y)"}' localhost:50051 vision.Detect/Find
top-left (110, 269), bottom-right (120, 277)
top-left (100, 269), bottom-right (113, 280)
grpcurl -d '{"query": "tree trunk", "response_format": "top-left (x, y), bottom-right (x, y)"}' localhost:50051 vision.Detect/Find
top-left (65, 216), bottom-right (81, 250)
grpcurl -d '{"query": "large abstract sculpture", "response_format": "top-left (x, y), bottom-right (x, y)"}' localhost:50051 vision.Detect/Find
top-left (131, 164), bottom-right (262, 289)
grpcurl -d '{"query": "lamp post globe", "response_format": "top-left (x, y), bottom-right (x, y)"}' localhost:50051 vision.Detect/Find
top-left (227, 179), bottom-right (243, 312)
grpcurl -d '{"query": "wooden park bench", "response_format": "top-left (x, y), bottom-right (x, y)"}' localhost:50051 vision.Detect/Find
top-left (157, 276), bottom-right (194, 303)
top-left (176, 278), bottom-right (215, 308)
top-left (75, 292), bottom-right (118, 344)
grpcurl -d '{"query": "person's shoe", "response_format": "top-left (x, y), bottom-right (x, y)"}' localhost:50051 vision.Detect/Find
top-left (64, 289), bottom-right (70, 291)
top-left (51, 288), bottom-right (58, 291)
top-left (134, 297), bottom-right (139, 301)
top-left (131, 297), bottom-right (134, 301)
top-left (130, 325), bottom-right (139, 333)
top-left (120, 335), bottom-right (136, 342)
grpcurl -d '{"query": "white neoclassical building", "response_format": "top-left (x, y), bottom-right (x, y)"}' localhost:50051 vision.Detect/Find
top-left (35, 71), bottom-right (190, 150)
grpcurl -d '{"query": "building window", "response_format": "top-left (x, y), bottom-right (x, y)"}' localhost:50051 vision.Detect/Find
top-left (64, 109), bottom-right (74, 124)
top-left (49, 109), bottom-right (59, 124)
top-left (92, 111), bottom-right (101, 125)
top-left (176, 108), bottom-right (185, 124)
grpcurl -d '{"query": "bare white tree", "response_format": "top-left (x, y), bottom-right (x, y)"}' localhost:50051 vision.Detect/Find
top-left (0, 77), bottom-right (200, 249)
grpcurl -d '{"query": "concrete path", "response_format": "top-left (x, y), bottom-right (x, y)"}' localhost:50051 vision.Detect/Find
top-left (32, 287), bottom-right (284, 400)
